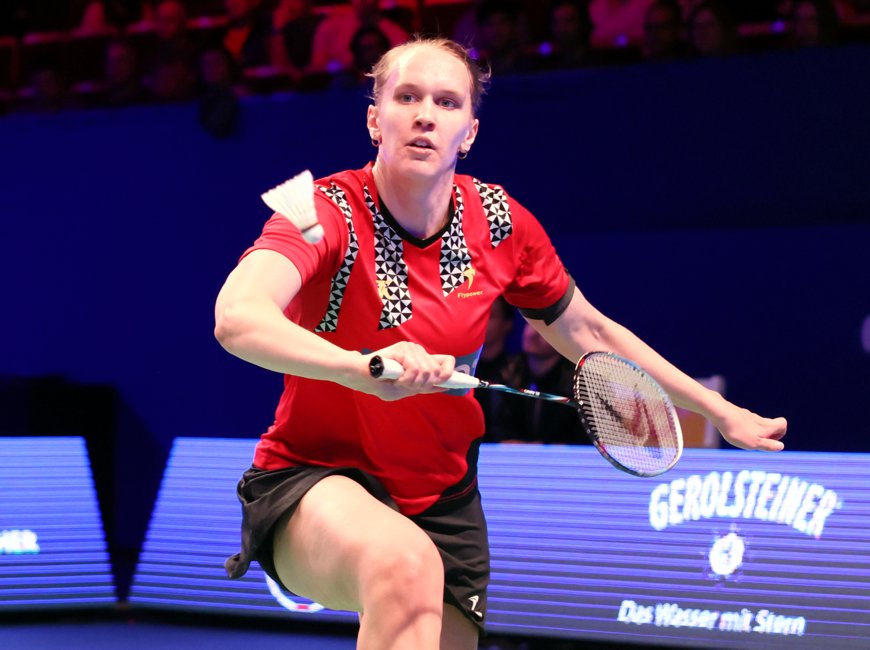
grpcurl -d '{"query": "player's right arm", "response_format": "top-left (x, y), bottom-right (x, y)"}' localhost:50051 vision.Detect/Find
top-left (214, 249), bottom-right (452, 399)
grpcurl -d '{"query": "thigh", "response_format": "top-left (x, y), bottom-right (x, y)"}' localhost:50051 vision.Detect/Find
top-left (441, 603), bottom-right (479, 650)
top-left (271, 474), bottom-right (439, 612)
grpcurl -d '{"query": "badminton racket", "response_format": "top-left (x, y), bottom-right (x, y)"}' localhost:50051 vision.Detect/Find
top-left (369, 351), bottom-right (683, 477)
top-left (261, 169), bottom-right (324, 244)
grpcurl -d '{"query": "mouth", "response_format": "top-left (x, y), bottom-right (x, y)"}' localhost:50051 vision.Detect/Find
top-left (407, 138), bottom-right (435, 152)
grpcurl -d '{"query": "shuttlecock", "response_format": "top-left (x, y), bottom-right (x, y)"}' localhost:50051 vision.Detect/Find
top-left (261, 170), bottom-right (325, 244)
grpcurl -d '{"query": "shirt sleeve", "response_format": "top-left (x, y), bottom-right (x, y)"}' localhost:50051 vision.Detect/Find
top-left (500, 195), bottom-right (573, 324)
top-left (239, 189), bottom-right (347, 286)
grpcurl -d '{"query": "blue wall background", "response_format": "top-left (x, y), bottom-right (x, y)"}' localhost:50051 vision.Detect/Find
top-left (1, 44), bottom-right (868, 464)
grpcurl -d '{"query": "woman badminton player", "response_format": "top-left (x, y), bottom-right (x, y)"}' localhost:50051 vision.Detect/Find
top-left (215, 37), bottom-right (787, 650)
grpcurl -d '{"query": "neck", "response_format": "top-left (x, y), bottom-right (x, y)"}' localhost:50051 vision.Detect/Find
top-left (372, 161), bottom-right (455, 239)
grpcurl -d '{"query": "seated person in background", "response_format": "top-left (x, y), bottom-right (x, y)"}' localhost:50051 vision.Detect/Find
top-left (538, 0), bottom-right (599, 69)
top-left (74, 1), bottom-right (121, 36)
top-left (687, 0), bottom-right (739, 57)
top-left (149, 52), bottom-right (197, 102)
top-left (198, 46), bottom-right (249, 137)
top-left (487, 322), bottom-right (588, 445)
top-left (332, 24), bottom-right (392, 89)
top-left (642, 0), bottom-right (687, 60)
top-left (223, 0), bottom-right (272, 68)
top-left (476, 297), bottom-right (517, 441)
top-left (475, 0), bottom-right (538, 76)
top-left (589, 0), bottom-right (653, 48)
top-left (100, 38), bottom-right (150, 106)
top-left (269, 0), bottom-right (324, 79)
top-left (789, 0), bottom-right (841, 46)
top-left (308, 0), bottom-right (408, 73)
top-left (142, 0), bottom-right (200, 83)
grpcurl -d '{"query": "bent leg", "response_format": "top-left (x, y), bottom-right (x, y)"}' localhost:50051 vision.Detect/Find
top-left (272, 475), bottom-right (444, 650)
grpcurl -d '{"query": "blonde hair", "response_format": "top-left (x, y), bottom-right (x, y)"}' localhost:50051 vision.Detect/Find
top-left (367, 36), bottom-right (490, 116)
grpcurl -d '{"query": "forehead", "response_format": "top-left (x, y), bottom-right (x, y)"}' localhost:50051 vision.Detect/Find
top-left (384, 45), bottom-right (472, 96)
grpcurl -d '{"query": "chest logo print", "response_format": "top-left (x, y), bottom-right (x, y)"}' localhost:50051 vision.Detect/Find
top-left (376, 279), bottom-right (391, 299)
top-left (462, 267), bottom-right (476, 289)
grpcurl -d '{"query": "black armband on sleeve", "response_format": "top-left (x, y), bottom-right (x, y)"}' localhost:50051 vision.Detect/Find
top-left (519, 276), bottom-right (576, 325)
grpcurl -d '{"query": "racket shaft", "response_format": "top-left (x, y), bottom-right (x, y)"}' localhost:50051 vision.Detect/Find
top-left (374, 357), bottom-right (574, 400)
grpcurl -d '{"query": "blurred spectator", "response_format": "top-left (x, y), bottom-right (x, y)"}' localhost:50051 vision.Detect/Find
top-left (538, 0), bottom-right (598, 69)
top-left (269, 0), bottom-right (324, 77)
top-left (74, 1), bottom-right (121, 37)
top-left (150, 53), bottom-right (196, 102)
top-left (148, 0), bottom-right (199, 68)
top-left (100, 38), bottom-right (150, 106)
top-left (476, 0), bottom-right (538, 76)
top-left (790, 0), bottom-right (841, 46)
top-left (476, 297), bottom-right (517, 441)
top-left (308, 0), bottom-right (408, 73)
top-left (223, 0), bottom-right (271, 68)
top-left (488, 322), bottom-right (587, 444)
top-left (643, 0), bottom-right (687, 60)
top-left (198, 46), bottom-right (245, 136)
top-left (142, 1), bottom-right (199, 97)
top-left (589, 0), bottom-right (653, 48)
top-left (687, 0), bottom-right (738, 56)
top-left (16, 66), bottom-right (79, 114)
top-left (332, 24), bottom-right (391, 89)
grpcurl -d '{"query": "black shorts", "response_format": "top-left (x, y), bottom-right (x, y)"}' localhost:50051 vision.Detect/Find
top-left (224, 465), bottom-right (490, 632)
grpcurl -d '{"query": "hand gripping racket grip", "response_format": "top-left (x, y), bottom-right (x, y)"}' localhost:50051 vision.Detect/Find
top-left (368, 355), bottom-right (480, 390)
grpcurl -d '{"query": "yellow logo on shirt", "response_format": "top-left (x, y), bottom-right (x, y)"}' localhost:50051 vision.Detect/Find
top-left (376, 279), bottom-right (390, 299)
top-left (462, 267), bottom-right (476, 289)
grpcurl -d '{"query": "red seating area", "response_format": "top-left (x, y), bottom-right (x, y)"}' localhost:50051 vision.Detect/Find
top-left (1, 0), bottom-right (869, 115)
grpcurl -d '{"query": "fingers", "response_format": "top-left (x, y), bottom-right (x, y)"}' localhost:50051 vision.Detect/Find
top-left (717, 408), bottom-right (788, 452)
top-left (372, 343), bottom-right (456, 398)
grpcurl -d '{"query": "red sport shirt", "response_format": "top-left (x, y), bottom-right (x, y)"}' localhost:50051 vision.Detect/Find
top-left (242, 163), bottom-right (572, 515)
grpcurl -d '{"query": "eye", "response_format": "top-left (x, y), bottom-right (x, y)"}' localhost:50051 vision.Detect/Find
top-left (439, 97), bottom-right (458, 109)
top-left (399, 93), bottom-right (416, 103)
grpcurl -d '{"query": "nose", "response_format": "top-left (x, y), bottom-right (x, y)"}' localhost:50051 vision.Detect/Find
top-left (414, 98), bottom-right (435, 129)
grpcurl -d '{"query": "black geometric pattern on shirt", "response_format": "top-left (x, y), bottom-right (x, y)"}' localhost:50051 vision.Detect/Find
top-left (364, 185), bottom-right (412, 330)
top-left (473, 178), bottom-right (512, 249)
top-left (440, 185), bottom-right (473, 297)
top-left (314, 183), bottom-right (358, 332)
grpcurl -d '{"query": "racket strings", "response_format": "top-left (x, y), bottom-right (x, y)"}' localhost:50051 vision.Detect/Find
top-left (574, 355), bottom-right (681, 475)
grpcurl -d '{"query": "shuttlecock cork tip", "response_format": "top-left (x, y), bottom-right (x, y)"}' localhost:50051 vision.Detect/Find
top-left (302, 223), bottom-right (325, 244)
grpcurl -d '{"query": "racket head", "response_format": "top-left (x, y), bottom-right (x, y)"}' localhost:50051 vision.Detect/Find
top-left (573, 352), bottom-right (683, 477)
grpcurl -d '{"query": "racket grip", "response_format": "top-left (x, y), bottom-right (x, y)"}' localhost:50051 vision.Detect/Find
top-left (368, 356), bottom-right (480, 390)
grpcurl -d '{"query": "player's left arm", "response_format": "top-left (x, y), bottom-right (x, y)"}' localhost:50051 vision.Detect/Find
top-left (525, 286), bottom-right (787, 451)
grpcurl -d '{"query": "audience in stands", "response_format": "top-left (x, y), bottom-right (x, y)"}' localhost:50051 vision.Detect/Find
top-left (268, 0), bottom-right (324, 80)
top-left (332, 24), bottom-right (392, 89)
top-left (222, 0), bottom-right (271, 68)
top-left (643, 0), bottom-right (687, 60)
top-left (687, 0), bottom-right (739, 56)
top-left (308, 0), bottom-right (408, 73)
top-left (538, 0), bottom-right (599, 69)
top-left (790, 0), bottom-right (842, 45)
top-left (589, 0), bottom-right (653, 48)
top-left (198, 45), bottom-right (245, 136)
top-left (101, 38), bottom-right (150, 106)
top-left (475, 0), bottom-right (538, 75)
top-left (485, 323), bottom-right (587, 445)
top-left (474, 297), bottom-right (518, 442)
top-left (2, 0), bottom-right (870, 120)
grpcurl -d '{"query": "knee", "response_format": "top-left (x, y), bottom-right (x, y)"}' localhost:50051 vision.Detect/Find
top-left (358, 530), bottom-right (443, 609)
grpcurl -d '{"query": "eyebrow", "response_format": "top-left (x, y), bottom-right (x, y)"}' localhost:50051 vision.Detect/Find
top-left (393, 82), bottom-right (466, 100)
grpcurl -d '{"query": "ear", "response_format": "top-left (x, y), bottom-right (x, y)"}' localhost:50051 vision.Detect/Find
top-left (461, 118), bottom-right (479, 154)
top-left (366, 104), bottom-right (380, 140)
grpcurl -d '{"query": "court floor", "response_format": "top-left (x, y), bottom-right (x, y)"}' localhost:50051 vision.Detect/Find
top-left (0, 617), bottom-right (603, 649)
